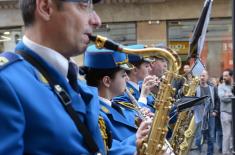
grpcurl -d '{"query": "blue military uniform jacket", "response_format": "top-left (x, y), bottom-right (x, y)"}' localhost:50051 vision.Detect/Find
top-left (0, 42), bottom-right (106, 154)
top-left (114, 80), bottom-right (177, 139)
top-left (113, 81), bottom-right (155, 112)
top-left (99, 100), bottom-right (137, 143)
top-left (99, 99), bottom-right (138, 155)
top-left (112, 81), bottom-right (153, 126)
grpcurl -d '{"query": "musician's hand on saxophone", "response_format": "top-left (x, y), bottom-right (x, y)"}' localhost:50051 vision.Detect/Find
top-left (136, 121), bottom-right (151, 149)
top-left (140, 75), bottom-right (159, 98)
top-left (139, 107), bottom-right (154, 122)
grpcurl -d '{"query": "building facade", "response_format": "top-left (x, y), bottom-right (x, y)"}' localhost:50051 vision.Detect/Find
top-left (0, 0), bottom-right (232, 77)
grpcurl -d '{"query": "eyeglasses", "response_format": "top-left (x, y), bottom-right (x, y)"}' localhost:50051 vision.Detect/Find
top-left (61, 0), bottom-right (93, 13)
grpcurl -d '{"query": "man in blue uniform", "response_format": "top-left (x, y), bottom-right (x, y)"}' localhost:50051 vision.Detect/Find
top-left (0, 0), bottom-right (110, 154)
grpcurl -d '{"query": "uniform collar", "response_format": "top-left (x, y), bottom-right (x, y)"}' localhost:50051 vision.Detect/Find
top-left (127, 81), bottom-right (139, 91)
top-left (23, 36), bottom-right (69, 78)
top-left (99, 96), bottom-right (112, 107)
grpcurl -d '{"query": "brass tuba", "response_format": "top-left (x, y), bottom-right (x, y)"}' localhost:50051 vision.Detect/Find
top-left (89, 35), bottom-right (181, 155)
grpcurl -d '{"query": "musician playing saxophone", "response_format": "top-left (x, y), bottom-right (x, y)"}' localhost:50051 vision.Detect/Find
top-left (89, 34), bottom-right (181, 155)
top-left (112, 44), bottom-right (160, 125)
top-left (80, 45), bottom-right (153, 154)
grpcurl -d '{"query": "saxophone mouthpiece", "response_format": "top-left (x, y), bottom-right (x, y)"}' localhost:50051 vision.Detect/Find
top-left (88, 34), bottom-right (122, 51)
top-left (88, 34), bottom-right (96, 42)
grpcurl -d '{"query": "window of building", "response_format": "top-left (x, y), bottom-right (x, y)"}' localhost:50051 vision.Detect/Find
top-left (0, 27), bottom-right (23, 53)
top-left (167, 18), bottom-right (232, 77)
top-left (94, 22), bottom-right (137, 45)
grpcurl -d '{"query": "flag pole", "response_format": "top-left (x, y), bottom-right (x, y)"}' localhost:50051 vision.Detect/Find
top-left (232, 0), bottom-right (235, 154)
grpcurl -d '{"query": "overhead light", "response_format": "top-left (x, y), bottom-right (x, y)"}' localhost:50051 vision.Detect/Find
top-left (0, 35), bottom-right (11, 42)
top-left (148, 20), bottom-right (160, 25)
top-left (3, 32), bottom-right (10, 35)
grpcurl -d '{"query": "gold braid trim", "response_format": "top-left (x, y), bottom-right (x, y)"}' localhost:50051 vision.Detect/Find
top-left (98, 116), bottom-right (109, 151)
top-left (115, 101), bottom-right (136, 110)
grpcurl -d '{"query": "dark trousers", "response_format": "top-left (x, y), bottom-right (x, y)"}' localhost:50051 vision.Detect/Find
top-left (195, 116), bottom-right (215, 155)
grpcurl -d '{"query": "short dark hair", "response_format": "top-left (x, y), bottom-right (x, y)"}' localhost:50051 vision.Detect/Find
top-left (19, 0), bottom-right (62, 27)
top-left (79, 66), bottom-right (122, 87)
top-left (125, 61), bottom-right (145, 75)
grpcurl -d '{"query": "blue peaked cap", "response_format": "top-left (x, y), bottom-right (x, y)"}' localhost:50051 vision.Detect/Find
top-left (125, 44), bottom-right (154, 63)
top-left (84, 45), bottom-right (133, 70)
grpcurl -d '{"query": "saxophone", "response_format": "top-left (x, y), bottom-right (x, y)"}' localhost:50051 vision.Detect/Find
top-left (177, 77), bottom-right (200, 155)
top-left (89, 35), bottom-right (181, 155)
top-left (169, 77), bottom-right (199, 155)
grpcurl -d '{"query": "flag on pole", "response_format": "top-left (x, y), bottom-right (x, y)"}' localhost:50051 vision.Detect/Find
top-left (191, 58), bottom-right (206, 76)
top-left (188, 0), bottom-right (213, 59)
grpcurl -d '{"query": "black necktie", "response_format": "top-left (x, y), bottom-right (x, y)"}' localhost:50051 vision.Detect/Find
top-left (67, 61), bottom-right (79, 91)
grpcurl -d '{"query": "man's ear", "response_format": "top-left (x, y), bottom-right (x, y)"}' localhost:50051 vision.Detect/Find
top-left (36, 0), bottom-right (54, 21)
top-left (102, 76), bottom-right (112, 88)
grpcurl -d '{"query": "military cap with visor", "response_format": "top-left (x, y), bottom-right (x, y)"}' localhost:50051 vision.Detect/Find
top-left (83, 45), bottom-right (134, 70)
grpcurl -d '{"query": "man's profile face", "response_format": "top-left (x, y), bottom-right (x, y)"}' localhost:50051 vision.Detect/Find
top-left (150, 59), bottom-right (167, 77)
top-left (223, 71), bottom-right (232, 84)
top-left (50, 0), bottom-right (101, 56)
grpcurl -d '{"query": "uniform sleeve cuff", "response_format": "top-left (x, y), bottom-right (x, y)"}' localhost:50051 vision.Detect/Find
top-left (138, 97), bottom-right (147, 105)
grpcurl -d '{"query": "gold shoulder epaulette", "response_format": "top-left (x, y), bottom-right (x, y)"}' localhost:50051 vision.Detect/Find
top-left (0, 56), bottom-right (9, 66)
top-left (98, 116), bottom-right (109, 151)
top-left (101, 106), bottom-right (110, 114)
top-left (129, 88), bottom-right (134, 94)
top-left (115, 101), bottom-right (136, 110)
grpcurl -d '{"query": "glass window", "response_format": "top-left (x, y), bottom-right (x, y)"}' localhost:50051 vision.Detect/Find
top-left (168, 18), bottom-right (232, 77)
top-left (0, 27), bottom-right (23, 53)
top-left (94, 22), bottom-right (136, 45)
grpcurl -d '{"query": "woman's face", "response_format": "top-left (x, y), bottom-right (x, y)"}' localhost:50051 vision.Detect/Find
top-left (136, 62), bottom-right (151, 81)
top-left (110, 69), bottom-right (129, 96)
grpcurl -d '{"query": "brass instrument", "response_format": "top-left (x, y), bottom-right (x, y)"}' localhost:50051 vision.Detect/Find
top-left (169, 77), bottom-right (199, 155)
top-left (178, 115), bottom-right (196, 155)
top-left (181, 77), bottom-right (190, 96)
top-left (89, 35), bottom-right (181, 155)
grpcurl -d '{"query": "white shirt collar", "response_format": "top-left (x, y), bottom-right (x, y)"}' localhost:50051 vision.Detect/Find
top-left (99, 96), bottom-right (112, 107)
top-left (23, 36), bottom-right (69, 78)
top-left (127, 81), bottom-right (140, 91)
